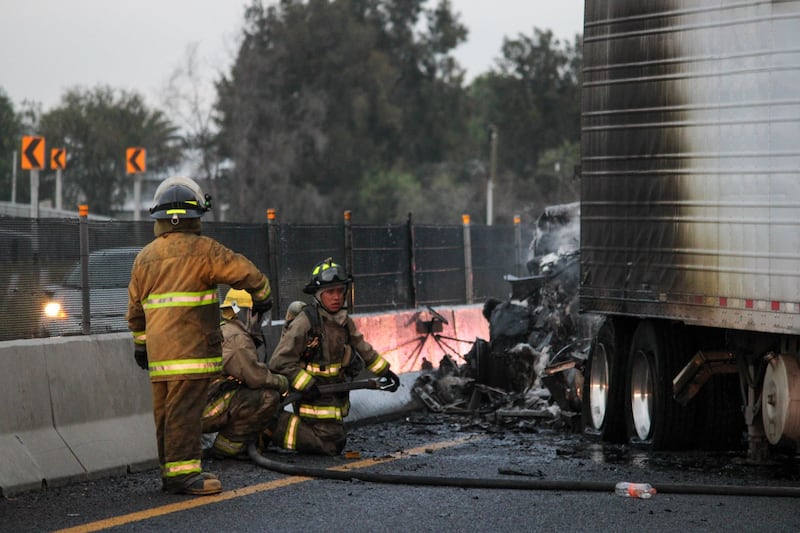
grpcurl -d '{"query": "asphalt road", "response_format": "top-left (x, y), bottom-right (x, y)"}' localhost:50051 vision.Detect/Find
top-left (3, 412), bottom-right (800, 532)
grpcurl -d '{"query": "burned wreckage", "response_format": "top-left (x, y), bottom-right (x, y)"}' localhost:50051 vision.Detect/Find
top-left (411, 203), bottom-right (599, 429)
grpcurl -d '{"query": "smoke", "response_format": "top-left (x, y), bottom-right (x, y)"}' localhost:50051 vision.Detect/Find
top-left (528, 202), bottom-right (580, 273)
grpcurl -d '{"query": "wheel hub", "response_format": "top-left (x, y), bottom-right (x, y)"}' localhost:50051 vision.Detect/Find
top-left (762, 354), bottom-right (800, 445)
top-left (588, 343), bottom-right (609, 430)
top-left (630, 349), bottom-right (654, 441)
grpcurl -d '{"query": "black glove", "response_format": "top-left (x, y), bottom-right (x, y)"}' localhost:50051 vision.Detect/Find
top-left (301, 383), bottom-right (321, 401)
top-left (134, 345), bottom-right (148, 370)
top-left (382, 370), bottom-right (400, 392)
top-left (252, 297), bottom-right (273, 314)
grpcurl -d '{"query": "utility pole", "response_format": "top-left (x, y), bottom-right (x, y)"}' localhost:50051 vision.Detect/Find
top-left (487, 125), bottom-right (498, 226)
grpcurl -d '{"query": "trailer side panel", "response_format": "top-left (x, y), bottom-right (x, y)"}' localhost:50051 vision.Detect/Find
top-left (580, 0), bottom-right (800, 334)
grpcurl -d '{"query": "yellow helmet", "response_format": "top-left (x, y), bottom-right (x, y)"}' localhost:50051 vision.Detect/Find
top-left (221, 288), bottom-right (253, 311)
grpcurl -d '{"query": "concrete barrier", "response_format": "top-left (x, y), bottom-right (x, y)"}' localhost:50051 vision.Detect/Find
top-left (0, 339), bottom-right (81, 496)
top-left (48, 334), bottom-right (158, 478)
top-left (0, 335), bottom-right (158, 497)
top-left (0, 305), bottom-right (488, 497)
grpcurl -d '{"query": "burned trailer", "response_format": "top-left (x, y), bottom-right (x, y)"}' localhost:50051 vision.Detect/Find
top-left (580, 0), bottom-right (800, 459)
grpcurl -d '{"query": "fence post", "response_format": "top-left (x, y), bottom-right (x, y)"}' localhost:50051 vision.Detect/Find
top-left (406, 212), bottom-right (417, 309)
top-left (344, 210), bottom-right (355, 313)
top-left (266, 208), bottom-right (280, 321)
top-left (79, 204), bottom-right (90, 335)
top-left (462, 214), bottom-right (473, 304)
top-left (514, 214), bottom-right (522, 276)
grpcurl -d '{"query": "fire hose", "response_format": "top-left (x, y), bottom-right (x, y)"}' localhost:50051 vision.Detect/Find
top-left (249, 379), bottom-right (800, 498)
top-left (248, 444), bottom-right (800, 497)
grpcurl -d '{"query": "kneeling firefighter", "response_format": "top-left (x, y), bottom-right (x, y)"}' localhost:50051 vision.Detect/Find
top-left (266, 258), bottom-right (400, 456)
top-left (202, 289), bottom-right (289, 459)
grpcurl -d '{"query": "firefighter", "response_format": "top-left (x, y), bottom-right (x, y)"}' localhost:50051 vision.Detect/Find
top-left (127, 176), bottom-right (273, 496)
top-left (201, 289), bottom-right (288, 459)
top-left (266, 258), bottom-right (400, 456)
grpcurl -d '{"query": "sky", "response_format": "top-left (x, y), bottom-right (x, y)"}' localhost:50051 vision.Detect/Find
top-left (0, 1), bottom-right (584, 112)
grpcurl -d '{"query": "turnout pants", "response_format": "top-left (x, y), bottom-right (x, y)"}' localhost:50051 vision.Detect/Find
top-left (268, 411), bottom-right (347, 456)
top-left (202, 386), bottom-right (281, 457)
top-left (151, 378), bottom-right (209, 491)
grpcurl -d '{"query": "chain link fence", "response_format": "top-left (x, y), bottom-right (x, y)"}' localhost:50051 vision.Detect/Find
top-left (0, 212), bottom-right (531, 342)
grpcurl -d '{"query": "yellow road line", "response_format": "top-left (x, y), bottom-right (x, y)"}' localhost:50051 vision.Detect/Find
top-left (55, 435), bottom-right (477, 533)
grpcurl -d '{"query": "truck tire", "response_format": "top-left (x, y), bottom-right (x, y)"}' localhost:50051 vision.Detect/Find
top-left (582, 320), bottom-right (627, 443)
top-left (625, 320), bottom-right (695, 450)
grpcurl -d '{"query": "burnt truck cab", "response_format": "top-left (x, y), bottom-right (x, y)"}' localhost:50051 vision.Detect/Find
top-left (490, 202), bottom-right (599, 415)
top-left (505, 202), bottom-right (580, 303)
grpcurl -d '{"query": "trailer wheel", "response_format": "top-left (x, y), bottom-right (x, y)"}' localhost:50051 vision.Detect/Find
top-left (582, 320), bottom-right (627, 443)
top-left (625, 320), bottom-right (695, 450)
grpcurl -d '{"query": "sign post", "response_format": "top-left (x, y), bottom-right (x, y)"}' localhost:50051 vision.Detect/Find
top-left (11, 150), bottom-right (17, 203)
top-left (126, 147), bottom-right (146, 221)
top-left (21, 136), bottom-right (45, 218)
top-left (51, 148), bottom-right (66, 210)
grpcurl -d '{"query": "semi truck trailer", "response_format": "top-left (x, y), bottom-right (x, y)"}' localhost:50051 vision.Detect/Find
top-left (579, 0), bottom-right (800, 460)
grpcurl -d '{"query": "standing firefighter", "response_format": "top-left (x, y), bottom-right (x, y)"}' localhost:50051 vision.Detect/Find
top-left (127, 176), bottom-right (272, 496)
top-left (202, 289), bottom-right (288, 459)
top-left (266, 258), bottom-right (400, 456)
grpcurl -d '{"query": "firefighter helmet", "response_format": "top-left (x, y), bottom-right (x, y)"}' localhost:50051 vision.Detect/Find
top-left (149, 176), bottom-right (212, 220)
top-left (221, 288), bottom-right (253, 312)
top-left (221, 288), bottom-right (264, 338)
top-left (303, 257), bottom-right (352, 294)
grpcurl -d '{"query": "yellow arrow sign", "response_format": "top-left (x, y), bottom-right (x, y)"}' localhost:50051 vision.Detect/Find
top-left (21, 136), bottom-right (45, 170)
top-left (126, 147), bottom-right (146, 174)
top-left (51, 148), bottom-right (66, 170)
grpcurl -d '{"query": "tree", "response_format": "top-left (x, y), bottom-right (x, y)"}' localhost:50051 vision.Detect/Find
top-left (0, 88), bottom-right (22, 202)
top-left (38, 86), bottom-right (182, 216)
top-left (161, 44), bottom-right (229, 219)
top-left (216, 0), bottom-right (469, 223)
top-left (470, 29), bottom-right (581, 179)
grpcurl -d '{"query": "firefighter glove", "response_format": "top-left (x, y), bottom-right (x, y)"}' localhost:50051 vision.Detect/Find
top-left (302, 383), bottom-right (321, 401)
top-left (252, 297), bottom-right (273, 315)
top-left (134, 345), bottom-right (148, 371)
top-left (383, 370), bottom-right (401, 392)
top-left (272, 374), bottom-right (289, 395)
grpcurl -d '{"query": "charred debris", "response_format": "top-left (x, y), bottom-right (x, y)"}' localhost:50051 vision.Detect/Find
top-left (411, 202), bottom-right (601, 432)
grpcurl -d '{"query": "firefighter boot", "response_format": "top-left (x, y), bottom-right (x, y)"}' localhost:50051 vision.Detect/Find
top-left (169, 472), bottom-right (222, 496)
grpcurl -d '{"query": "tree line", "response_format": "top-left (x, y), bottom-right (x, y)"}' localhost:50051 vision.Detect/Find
top-left (0, 0), bottom-right (582, 225)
